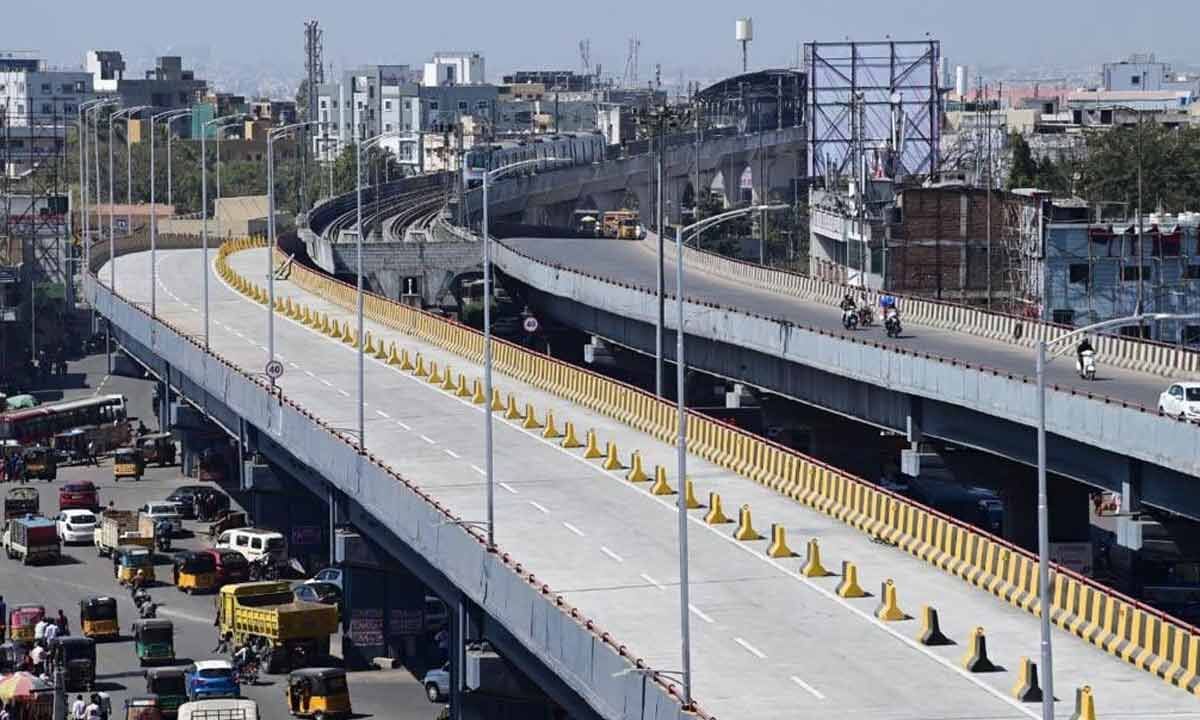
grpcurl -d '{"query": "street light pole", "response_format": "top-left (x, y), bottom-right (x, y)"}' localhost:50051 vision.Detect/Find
top-left (479, 156), bottom-right (569, 548)
top-left (150, 109), bottom-right (191, 318)
top-left (1033, 311), bottom-right (1199, 720)
top-left (107, 106), bottom-right (148, 292)
top-left (200, 114), bottom-right (247, 348)
top-left (671, 203), bottom-right (784, 708)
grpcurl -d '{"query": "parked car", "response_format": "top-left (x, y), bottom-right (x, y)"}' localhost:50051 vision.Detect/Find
top-left (184, 659), bottom-right (240, 700)
top-left (139, 502), bottom-right (183, 536)
top-left (292, 582), bottom-right (342, 617)
top-left (1159, 382), bottom-right (1200, 421)
top-left (423, 663), bottom-right (450, 703)
top-left (56, 509), bottom-right (98, 544)
top-left (306, 566), bottom-right (343, 590)
top-left (166, 485), bottom-right (229, 520)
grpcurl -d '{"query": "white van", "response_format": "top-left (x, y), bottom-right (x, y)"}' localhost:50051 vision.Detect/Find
top-left (215, 527), bottom-right (288, 566)
top-left (177, 698), bottom-right (260, 720)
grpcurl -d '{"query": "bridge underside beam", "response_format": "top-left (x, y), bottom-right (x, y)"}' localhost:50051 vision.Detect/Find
top-left (514, 286), bottom-right (1200, 520)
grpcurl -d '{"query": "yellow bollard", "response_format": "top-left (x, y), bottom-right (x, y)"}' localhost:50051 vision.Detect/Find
top-left (649, 466), bottom-right (674, 495)
top-left (521, 403), bottom-right (542, 429)
top-left (343, 325), bottom-right (357, 346)
top-left (455, 374), bottom-right (471, 398)
top-left (1071, 687), bottom-right (1096, 720)
top-left (542, 411), bottom-right (562, 439)
top-left (471, 380), bottom-right (486, 405)
top-left (766, 524), bottom-right (794, 558)
top-left (504, 394), bottom-right (521, 420)
top-left (960, 627), bottom-right (997, 673)
top-left (601, 441), bottom-right (625, 470)
top-left (561, 422), bottom-right (582, 448)
top-left (800, 539), bottom-right (830, 577)
top-left (364, 332), bottom-right (377, 356)
top-left (704, 493), bottom-right (730, 524)
top-left (386, 343), bottom-right (402, 366)
top-left (875, 580), bottom-right (906, 622)
top-left (1011, 658), bottom-right (1043, 702)
top-left (400, 348), bottom-right (414, 371)
top-left (625, 452), bottom-right (649, 482)
top-left (490, 389), bottom-right (505, 412)
top-left (582, 430), bottom-right (603, 459)
top-left (413, 354), bottom-right (428, 377)
top-left (836, 561), bottom-right (866, 598)
top-left (733, 504), bottom-right (762, 541)
top-left (427, 362), bottom-right (443, 385)
top-left (441, 366), bottom-right (457, 391)
top-left (918, 605), bottom-right (952, 647)
top-left (683, 480), bottom-right (703, 509)
top-left (375, 338), bottom-right (389, 361)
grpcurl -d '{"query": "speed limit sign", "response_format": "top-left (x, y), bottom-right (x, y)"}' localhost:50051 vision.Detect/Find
top-left (522, 316), bottom-right (539, 334)
top-left (265, 360), bottom-right (285, 380)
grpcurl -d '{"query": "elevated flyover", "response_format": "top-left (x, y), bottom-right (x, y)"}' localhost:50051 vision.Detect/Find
top-left (492, 234), bottom-right (1200, 521)
top-left (85, 234), bottom-right (1200, 719)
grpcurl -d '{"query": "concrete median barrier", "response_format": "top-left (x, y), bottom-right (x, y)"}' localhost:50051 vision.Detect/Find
top-left (960, 627), bottom-right (997, 673)
top-left (1070, 686), bottom-right (1097, 720)
top-left (766, 524), bottom-right (794, 558)
top-left (875, 580), bottom-right (907, 621)
top-left (602, 441), bottom-right (625, 470)
top-left (583, 430), bottom-right (603, 459)
top-left (684, 480), bottom-right (703, 509)
top-left (625, 451), bottom-right (649, 482)
top-left (561, 422), bottom-right (582, 449)
top-left (542, 411), bottom-right (562, 439)
top-left (917, 605), bottom-right (951, 646)
top-left (650, 466), bottom-right (674, 495)
top-left (837, 561), bottom-right (866, 598)
top-left (704, 493), bottom-right (730, 525)
top-left (1011, 657), bottom-right (1042, 702)
top-left (800, 539), bottom-right (830, 578)
top-left (734, 504), bottom-right (762, 541)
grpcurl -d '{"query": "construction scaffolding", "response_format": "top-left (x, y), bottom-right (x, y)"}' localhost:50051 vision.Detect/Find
top-left (1, 101), bottom-right (74, 384)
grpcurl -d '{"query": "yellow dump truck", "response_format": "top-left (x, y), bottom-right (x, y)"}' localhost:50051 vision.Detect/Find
top-left (601, 210), bottom-right (639, 239)
top-left (216, 581), bottom-right (338, 674)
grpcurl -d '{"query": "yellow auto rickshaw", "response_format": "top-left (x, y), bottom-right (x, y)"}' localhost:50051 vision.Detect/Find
top-left (136, 433), bottom-right (176, 467)
top-left (113, 545), bottom-right (156, 586)
top-left (80, 596), bottom-right (120, 640)
top-left (172, 551), bottom-right (218, 594)
top-left (113, 447), bottom-right (145, 481)
top-left (286, 667), bottom-right (351, 718)
top-left (22, 445), bottom-right (57, 481)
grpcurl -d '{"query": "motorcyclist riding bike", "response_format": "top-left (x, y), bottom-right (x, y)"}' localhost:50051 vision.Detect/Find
top-left (233, 644), bottom-right (258, 684)
top-left (880, 294), bottom-right (901, 337)
top-left (1076, 337), bottom-right (1097, 379)
top-left (840, 294), bottom-right (859, 329)
top-left (154, 520), bottom-right (172, 552)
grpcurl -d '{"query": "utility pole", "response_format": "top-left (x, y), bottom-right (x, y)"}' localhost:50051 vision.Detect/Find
top-left (986, 82), bottom-right (993, 310)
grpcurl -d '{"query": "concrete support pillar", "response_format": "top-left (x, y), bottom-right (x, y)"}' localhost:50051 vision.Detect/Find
top-left (1116, 459), bottom-right (1144, 550)
top-left (1048, 477), bottom-right (1092, 544)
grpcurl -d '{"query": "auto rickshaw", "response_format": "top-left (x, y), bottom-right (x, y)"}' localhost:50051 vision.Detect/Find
top-left (3, 486), bottom-right (39, 519)
top-left (132, 619), bottom-right (175, 666)
top-left (173, 552), bottom-right (218, 594)
top-left (80, 596), bottom-right (120, 640)
top-left (144, 667), bottom-right (187, 717)
top-left (8, 604), bottom-right (45, 644)
top-left (21, 445), bottom-right (57, 481)
top-left (286, 668), bottom-right (352, 719)
top-left (48, 636), bottom-right (96, 691)
top-left (114, 546), bottom-right (156, 586)
top-left (114, 447), bottom-right (145, 481)
top-left (137, 433), bottom-right (176, 467)
top-left (124, 696), bottom-right (164, 720)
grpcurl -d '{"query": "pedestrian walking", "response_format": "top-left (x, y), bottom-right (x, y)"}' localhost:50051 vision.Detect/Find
top-left (72, 695), bottom-right (86, 720)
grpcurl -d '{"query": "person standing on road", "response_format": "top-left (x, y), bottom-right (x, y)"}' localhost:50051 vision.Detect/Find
top-left (71, 695), bottom-right (86, 720)
top-left (34, 617), bottom-right (48, 643)
top-left (29, 642), bottom-right (46, 674)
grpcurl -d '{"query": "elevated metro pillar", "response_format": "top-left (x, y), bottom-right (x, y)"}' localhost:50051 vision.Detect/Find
top-left (243, 461), bottom-right (331, 575)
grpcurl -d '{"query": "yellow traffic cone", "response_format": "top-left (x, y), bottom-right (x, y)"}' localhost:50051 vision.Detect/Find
top-left (490, 389), bottom-right (505, 412)
top-left (386, 343), bottom-right (402, 365)
top-left (521, 403), bottom-right (542, 429)
top-left (413, 354), bottom-right (428, 377)
top-left (471, 380), bottom-right (486, 405)
top-left (456, 374), bottom-right (471, 398)
top-left (504, 394), bottom-right (521, 419)
top-left (427, 362), bottom-right (443, 384)
top-left (400, 348), bottom-right (414, 371)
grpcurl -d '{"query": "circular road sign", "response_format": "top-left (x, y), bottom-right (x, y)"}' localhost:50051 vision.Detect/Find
top-left (265, 360), bottom-right (285, 380)
top-left (522, 316), bottom-right (540, 334)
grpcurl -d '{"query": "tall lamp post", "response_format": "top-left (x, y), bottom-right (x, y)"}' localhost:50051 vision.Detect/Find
top-left (353, 130), bottom-right (405, 448)
top-left (671, 204), bottom-right (785, 707)
top-left (78, 98), bottom-right (117, 294)
top-left (201, 114), bottom-right (249, 348)
top-left (107, 105), bottom-right (150, 292)
top-left (266, 120), bottom-right (324, 385)
top-left (480, 156), bottom-right (570, 548)
top-left (149, 109), bottom-right (192, 318)
top-left (1033, 311), bottom-right (1199, 720)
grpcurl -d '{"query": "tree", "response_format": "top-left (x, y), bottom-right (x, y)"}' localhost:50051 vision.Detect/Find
top-left (1007, 133), bottom-right (1038, 190)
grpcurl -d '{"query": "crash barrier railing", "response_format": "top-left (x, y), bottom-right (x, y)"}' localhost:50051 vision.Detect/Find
top-left (646, 235), bottom-right (1200, 380)
top-left (88, 242), bottom-right (706, 720)
top-left (226, 230), bottom-right (1200, 699)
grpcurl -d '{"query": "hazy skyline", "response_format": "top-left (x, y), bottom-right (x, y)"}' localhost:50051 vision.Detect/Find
top-left (12, 1), bottom-right (1200, 86)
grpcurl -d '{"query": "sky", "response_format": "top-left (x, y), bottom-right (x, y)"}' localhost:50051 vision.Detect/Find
top-left (11, 1), bottom-right (1200, 84)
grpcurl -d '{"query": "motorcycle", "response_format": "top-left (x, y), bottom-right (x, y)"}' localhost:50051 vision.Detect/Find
top-left (1077, 349), bottom-right (1096, 380)
top-left (248, 558), bottom-right (280, 582)
top-left (138, 601), bottom-right (157, 619)
top-left (131, 587), bottom-right (152, 608)
top-left (856, 306), bottom-right (874, 328)
top-left (155, 521), bottom-right (172, 552)
top-left (884, 311), bottom-right (902, 338)
top-left (841, 308), bottom-right (859, 330)
top-left (235, 658), bottom-right (260, 686)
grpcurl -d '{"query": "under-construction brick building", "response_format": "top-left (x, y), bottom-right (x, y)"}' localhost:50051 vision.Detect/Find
top-left (809, 183), bottom-right (1041, 308)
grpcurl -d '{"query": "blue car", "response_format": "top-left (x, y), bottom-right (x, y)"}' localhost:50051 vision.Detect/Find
top-left (184, 659), bottom-right (240, 700)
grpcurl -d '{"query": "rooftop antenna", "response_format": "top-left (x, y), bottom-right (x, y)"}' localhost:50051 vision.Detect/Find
top-left (623, 36), bottom-right (640, 88)
top-left (735, 18), bottom-right (753, 73)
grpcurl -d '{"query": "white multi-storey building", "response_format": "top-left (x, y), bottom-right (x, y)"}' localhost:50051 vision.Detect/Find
top-left (422, 52), bottom-right (485, 87)
top-left (0, 56), bottom-right (93, 127)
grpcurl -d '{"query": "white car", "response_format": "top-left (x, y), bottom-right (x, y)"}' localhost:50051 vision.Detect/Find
top-left (56, 510), bottom-right (97, 544)
top-left (1158, 382), bottom-right (1200, 420)
top-left (307, 566), bottom-right (343, 590)
top-left (139, 502), bottom-right (183, 535)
